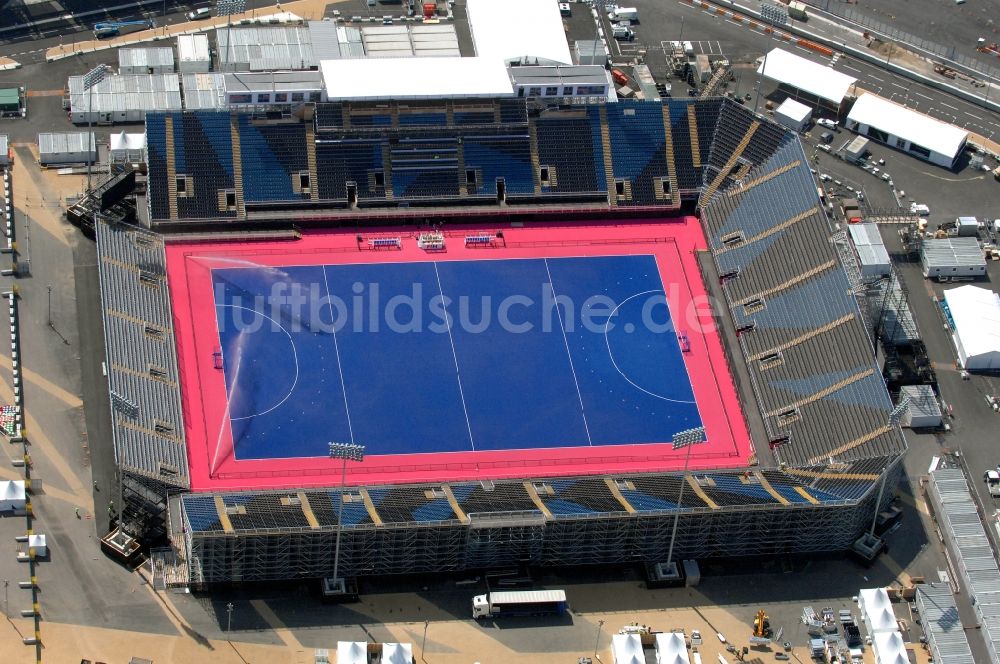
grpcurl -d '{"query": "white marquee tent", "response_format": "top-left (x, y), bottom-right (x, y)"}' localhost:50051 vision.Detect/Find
top-left (655, 632), bottom-right (689, 664)
top-left (383, 642), bottom-right (413, 664)
top-left (612, 633), bottom-right (645, 664)
top-left (860, 588), bottom-right (898, 635)
top-left (336, 641), bottom-right (367, 664)
top-left (944, 285), bottom-right (1000, 371)
top-left (872, 630), bottom-right (908, 664)
top-left (0, 479), bottom-right (26, 513)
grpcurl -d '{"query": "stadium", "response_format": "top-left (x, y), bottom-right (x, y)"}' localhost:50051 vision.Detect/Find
top-left (94, 96), bottom-right (906, 587)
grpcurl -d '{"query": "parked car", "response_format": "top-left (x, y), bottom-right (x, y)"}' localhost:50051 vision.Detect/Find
top-left (817, 118), bottom-right (838, 129)
top-left (186, 7), bottom-right (211, 20)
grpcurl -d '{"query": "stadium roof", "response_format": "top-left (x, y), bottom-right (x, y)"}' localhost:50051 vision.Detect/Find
top-left (321, 57), bottom-right (513, 100)
top-left (466, 0), bottom-right (572, 65)
top-left (848, 93), bottom-right (968, 159)
top-left (757, 47), bottom-right (856, 104)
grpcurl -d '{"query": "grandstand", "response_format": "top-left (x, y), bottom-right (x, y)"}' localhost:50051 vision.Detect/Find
top-left (96, 96), bottom-right (907, 587)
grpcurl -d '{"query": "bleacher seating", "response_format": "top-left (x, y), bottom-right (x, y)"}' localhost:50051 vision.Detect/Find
top-left (605, 101), bottom-right (669, 206)
top-left (96, 219), bottom-right (189, 487)
top-left (238, 118), bottom-right (308, 203)
top-left (534, 111), bottom-right (605, 195)
top-left (175, 113), bottom-right (237, 220)
top-left (702, 137), bottom-right (903, 468)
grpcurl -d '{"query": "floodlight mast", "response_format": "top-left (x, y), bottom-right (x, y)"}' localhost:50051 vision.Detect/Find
top-left (329, 442), bottom-right (366, 594)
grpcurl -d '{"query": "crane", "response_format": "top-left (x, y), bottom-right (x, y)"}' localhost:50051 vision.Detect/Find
top-left (93, 19), bottom-right (155, 38)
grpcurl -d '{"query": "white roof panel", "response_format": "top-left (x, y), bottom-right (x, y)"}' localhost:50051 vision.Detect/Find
top-left (944, 285), bottom-right (1000, 362)
top-left (321, 57), bottom-right (513, 100)
top-left (848, 93), bottom-right (968, 159)
top-left (467, 0), bottom-right (572, 65)
top-left (177, 34), bottom-right (211, 63)
top-left (757, 48), bottom-right (856, 104)
top-left (775, 97), bottom-right (811, 122)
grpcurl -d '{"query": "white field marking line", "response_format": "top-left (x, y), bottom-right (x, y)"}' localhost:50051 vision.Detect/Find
top-left (842, 64), bottom-right (861, 73)
top-left (220, 304), bottom-right (300, 421)
top-left (603, 290), bottom-right (697, 405)
top-left (433, 262), bottom-right (476, 451)
top-left (967, 111), bottom-right (984, 120)
top-left (914, 91), bottom-right (932, 100)
top-left (941, 101), bottom-right (959, 110)
top-left (322, 265), bottom-right (355, 445)
top-left (543, 258), bottom-right (593, 446)
top-left (869, 74), bottom-right (884, 82)
top-left (890, 82), bottom-right (906, 90)
top-left (211, 349), bottom-right (240, 474)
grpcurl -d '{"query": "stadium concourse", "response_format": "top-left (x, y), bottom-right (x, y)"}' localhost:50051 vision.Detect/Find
top-left (94, 96), bottom-right (907, 586)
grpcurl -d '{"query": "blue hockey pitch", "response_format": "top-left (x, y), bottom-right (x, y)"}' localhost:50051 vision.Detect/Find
top-left (211, 255), bottom-right (702, 460)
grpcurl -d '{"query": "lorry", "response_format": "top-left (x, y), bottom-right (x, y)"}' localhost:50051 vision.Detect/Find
top-left (985, 468), bottom-right (1000, 497)
top-left (472, 589), bottom-right (568, 619)
top-left (610, 7), bottom-right (639, 22)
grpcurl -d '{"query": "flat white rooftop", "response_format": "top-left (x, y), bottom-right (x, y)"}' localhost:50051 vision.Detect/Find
top-left (757, 47), bottom-right (856, 104)
top-left (466, 0), bottom-right (572, 65)
top-left (321, 57), bottom-right (513, 101)
top-left (848, 93), bottom-right (968, 160)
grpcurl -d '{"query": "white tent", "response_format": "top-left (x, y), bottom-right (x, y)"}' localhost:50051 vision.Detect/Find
top-left (774, 98), bottom-right (811, 132)
top-left (860, 588), bottom-right (898, 635)
top-left (336, 641), bottom-right (367, 664)
top-left (612, 633), bottom-right (645, 664)
top-left (872, 630), bottom-right (908, 664)
top-left (28, 534), bottom-right (46, 557)
top-left (655, 632), bottom-right (689, 664)
top-left (0, 479), bottom-right (26, 513)
top-left (944, 285), bottom-right (1000, 371)
top-left (757, 47), bottom-right (856, 106)
top-left (382, 643), bottom-right (413, 664)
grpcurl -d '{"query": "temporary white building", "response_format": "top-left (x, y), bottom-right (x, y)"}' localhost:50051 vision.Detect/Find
top-left (611, 633), bottom-right (645, 664)
top-left (177, 34), bottom-right (211, 73)
top-left (943, 285), bottom-right (1000, 371)
top-left (321, 57), bottom-right (513, 101)
top-left (38, 132), bottom-right (97, 166)
top-left (921, 237), bottom-right (986, 280)
top-left (872, 630), bottom-right (908, 664)
top-left (860, 588), bottom-right (898, 635)
top-left (0, 479), bottom-right (26, 513)
top-left (28, 534), bottom-right (47, 558)
top-left (118, 47), bottom-right (175, 75)
top-left (655, 632), bottom-right (689, 664)
top-left (757, 47), bottom-right (856, 111)
top-left (900, 385), bottom-right (942, 429)
top-left (849, 223), bottom-right (891, 278)
top-left (774, 97), bottom-right (811, 132)
top-left (467, 0), bottom-right (572, 65)
top-left (336, 641), bottom-right (367, 664)
top-left (847, 93), bottom-right (968, 168)
top-left (382, 643), bottom-right (413, 664)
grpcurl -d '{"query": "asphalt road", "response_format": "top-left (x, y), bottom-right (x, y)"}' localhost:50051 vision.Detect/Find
top-left (807, 0), bottom-right (1000, 64)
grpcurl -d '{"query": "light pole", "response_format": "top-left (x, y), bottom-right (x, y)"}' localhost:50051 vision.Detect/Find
top-left (46, 285), bottom-right (51, 328)
top-left (226, 601), bottom-right (234, 633)
top-left (81, 64), bottom-right (110, 197)
top-left (3, 579), bottom-right (7, 618)
top-left (421, 619), bottom-right (429, 663)
top-left (664, 427), bottom-right (707, 579)
top-left (594, 619), bottom-right (605, 660)
top-left (329, 442), bottom-right (365, 595)
top-left (217, 0), bottom-right (246, 71)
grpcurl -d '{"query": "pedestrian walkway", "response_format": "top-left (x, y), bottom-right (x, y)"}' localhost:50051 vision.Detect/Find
top-left (45, 0), bottom-right (338, 62)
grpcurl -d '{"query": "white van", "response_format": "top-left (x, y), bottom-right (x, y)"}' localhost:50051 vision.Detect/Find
top-left (186, 7), bottom-right (211, 20)
top-left (909, 203), bottom-right (930, 216)
top-left (610, 7), bottom-right (639, 22)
